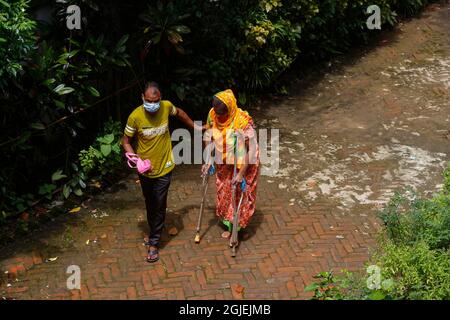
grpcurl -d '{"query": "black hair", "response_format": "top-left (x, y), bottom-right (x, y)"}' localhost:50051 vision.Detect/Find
top-left (143, 81), bottom-right (160, 94)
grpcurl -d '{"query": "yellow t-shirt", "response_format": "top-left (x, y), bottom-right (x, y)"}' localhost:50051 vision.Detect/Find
top-left (124, 100), bottom-right (177, 178)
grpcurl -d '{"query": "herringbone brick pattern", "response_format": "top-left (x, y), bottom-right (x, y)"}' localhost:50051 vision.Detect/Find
top-left (0, 166), bottom-right (380, 300)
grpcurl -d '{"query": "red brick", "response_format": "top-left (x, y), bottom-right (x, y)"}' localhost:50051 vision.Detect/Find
top-left (127, 286), bottom-right (137, 299)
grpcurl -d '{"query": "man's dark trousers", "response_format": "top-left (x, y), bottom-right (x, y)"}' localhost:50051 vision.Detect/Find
top-left (138, 171), bottom-right (172, 248)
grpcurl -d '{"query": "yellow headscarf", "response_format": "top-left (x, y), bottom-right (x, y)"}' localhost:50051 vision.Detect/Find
top-left (207, 89), bottom-right (252, 167)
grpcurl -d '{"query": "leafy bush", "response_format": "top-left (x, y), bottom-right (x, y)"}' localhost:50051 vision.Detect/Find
top-left (381, 166), bottom-right (450, 250)
top-left (0, 2), bottom-right (130, 220)
top-left (380, 191), bottom-right (450, 250)
top-left (79, 119), bottom-right (123, 177)
top-left (306, 165), bottom-right (450, 300)
top-left (0, 0), bottom-right (36, 89)
top-left (374, 241), bottom-right (450, 299)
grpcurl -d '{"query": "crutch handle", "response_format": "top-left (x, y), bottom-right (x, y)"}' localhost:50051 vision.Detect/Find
top-left (208, 163), bottom-right (216, 175)
top-left (240, 179), bottom-right (247, 192)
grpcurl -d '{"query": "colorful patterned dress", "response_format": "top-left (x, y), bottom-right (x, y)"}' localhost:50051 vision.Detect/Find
top-left (205, 90), bottom-right (260, 230)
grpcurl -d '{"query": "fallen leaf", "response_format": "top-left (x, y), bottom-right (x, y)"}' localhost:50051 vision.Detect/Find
top-left (336, 235), bottom-right (345, 239)
top-left (100, 234), bottom-right (107, 239)
top-left (69, 207), bottom-right (81, 214)
top-left (45, 257), bottom-right (58, 262)
top-left (221, 231), bottom-right (231, 239)
top-left (90, 181), bottom-right (101, 188)
top-left (86, 240), bottom-right (90, 245)
top-left (168, 227), bottom-right (178, 236)
top-left (231, 284), bottom-right (245, 299)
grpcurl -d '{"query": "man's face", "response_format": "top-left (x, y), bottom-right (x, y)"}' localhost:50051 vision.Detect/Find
top-left (142, 88), bottom-right (161, 104)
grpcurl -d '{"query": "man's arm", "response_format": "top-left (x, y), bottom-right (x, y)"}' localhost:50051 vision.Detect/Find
top-left (121, 134), bottom-right (135, 154)
top-left (175, 107), bottom-right (203, 131)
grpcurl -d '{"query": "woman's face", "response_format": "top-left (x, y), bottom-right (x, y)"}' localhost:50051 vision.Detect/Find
top-left (213, 97), bottom-right (228, 122)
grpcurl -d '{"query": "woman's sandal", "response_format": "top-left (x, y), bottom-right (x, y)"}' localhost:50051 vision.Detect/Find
top-left (147, 249), bottom-right (159, 263)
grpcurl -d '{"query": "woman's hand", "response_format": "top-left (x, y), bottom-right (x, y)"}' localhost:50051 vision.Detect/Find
top-left (201, 164), bottom-right (212, 177)
top-left (231, 171), bottom-right (244, 186)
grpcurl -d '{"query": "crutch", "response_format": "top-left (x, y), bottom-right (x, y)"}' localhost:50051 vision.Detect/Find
top-left (230, 132), bottom-right (247, 257)
top-left (230, 179), bottom-right (246, 257)
top-left (194, 143), bottom-right (215, 243)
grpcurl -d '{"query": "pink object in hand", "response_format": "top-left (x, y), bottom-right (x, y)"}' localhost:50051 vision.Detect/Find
top-left (125, 153), bottom-right (152, 174)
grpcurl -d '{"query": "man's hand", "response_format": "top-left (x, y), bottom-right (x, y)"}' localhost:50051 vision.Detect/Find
top-left (194, 122), bottom-right (207, 132)
top-left (122, 135), bottom-right (135, 154)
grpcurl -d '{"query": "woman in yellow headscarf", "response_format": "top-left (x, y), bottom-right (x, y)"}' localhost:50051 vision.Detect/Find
top-left (202, 89), bottom-right (260, 239)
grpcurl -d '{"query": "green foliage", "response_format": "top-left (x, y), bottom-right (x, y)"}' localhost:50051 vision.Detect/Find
top-left (0, 0), bottom-right (36, 89)
top-left (380, 190), bottom-right (450, 250)
top-left (304, 271), bottom-right (346, 300)
top-left (0, 0), bottom-right (130, 221)
top-left (140, 0), bottom-right (191, 56)
top-left (306, 164), bottom-right (450, 300)
top-left (374, 240), bottom-right (450, 299)
top-left (79, 119), bottom-right (123, 177)
top-left (444, 165), bottom-right (450, 195)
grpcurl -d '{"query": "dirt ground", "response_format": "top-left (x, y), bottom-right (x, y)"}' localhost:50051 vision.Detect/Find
top-left (1, 3), bottom-right (449, 300)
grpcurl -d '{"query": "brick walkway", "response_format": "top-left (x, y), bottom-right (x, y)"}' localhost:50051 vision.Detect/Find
top-left (1, 4), bottom-right (449, 300)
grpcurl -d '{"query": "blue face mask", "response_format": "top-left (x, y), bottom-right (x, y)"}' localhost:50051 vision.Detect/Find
top-left (143, 100), bottom-right (160, 113)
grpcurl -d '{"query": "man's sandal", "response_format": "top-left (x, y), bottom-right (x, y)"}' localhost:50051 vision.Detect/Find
top-left (147, 249), bottom-right (159, 263)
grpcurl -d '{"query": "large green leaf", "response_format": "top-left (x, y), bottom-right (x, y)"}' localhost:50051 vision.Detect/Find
top-left (173, 25), bottom-right (190, 34)
top-left (79, 179), bottom-right (86, 189)
top-left (63, 185), bottom-right (71, 199)
top-left (103, 134), bottom-right (115, 144)
top-left (116, 35), bottom-right (129, 49)
top-left (0, 0), bottom-right (10, 8)
top-left (53, 99), bottom-right (65, 109)
top-left (59, 50), bottom-right (79, 60)
top-left (52, 169), bottom-right (67, 181)
top-left (54, 84), bottom-right (75, 95)
top-left (42, 78), bottom-right (56, 87)
top-left (100, 144), bottom-right (111, 157)
top-left (31, 122), bottom-right (46, 130)
top-left (304, 283), bottom-right (319, 292)
top-left (38, 183), bottom-right (56, 195)
top-left (167, 30), bottom-right (182, 44)
top-left (87, 86), bottom-right (100, 97)
top-left (368, 290), bottom-right (386, 300)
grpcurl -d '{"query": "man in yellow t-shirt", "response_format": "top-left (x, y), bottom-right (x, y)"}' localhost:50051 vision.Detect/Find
top-left (122, 81), bottom-right (200, 263)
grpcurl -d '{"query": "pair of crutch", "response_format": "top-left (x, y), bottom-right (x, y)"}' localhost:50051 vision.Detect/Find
top-left (194, 139), bottom-right (247, 257)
